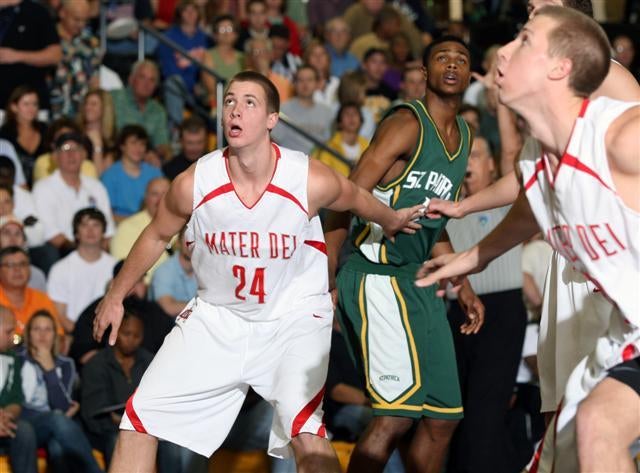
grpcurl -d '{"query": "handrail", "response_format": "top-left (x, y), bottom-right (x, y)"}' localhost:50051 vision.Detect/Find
top-left (108, 21), bottom-right (353, 169)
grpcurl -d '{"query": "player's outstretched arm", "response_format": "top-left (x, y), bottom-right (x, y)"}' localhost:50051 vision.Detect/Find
top-left (309, 159), bottom-right (423, 239)
top-left (416, 189), bottom-right (539, 288)
top-left (594, 60), bottom-right (640, 102)
top-left (426, 170), bottom-right (520, 219)
top-left (93, 167), bottom-right (195, 346)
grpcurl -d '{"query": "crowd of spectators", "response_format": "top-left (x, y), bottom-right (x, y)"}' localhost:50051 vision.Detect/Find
top-left (0, 0), bottom-right (637, 471)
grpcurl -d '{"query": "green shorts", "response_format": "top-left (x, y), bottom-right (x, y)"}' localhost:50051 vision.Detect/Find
top-left (336, 266), bottom-right (463, 420)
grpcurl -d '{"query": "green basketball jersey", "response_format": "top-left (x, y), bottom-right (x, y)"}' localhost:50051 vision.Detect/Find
top-left (348, 99), bottom-right (471, 275)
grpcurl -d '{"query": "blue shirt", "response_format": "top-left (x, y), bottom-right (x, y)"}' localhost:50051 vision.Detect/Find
top-left (326, 44), bottom-right (360, 78)
top-left (156, 25), bottom-right (209, 92)
top-left (101, 161), bottom-right (163, 217)
top-left (150, 253), bottom-right (197, 302)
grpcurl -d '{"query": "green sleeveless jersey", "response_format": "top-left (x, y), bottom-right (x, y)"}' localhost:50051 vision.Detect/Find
top-left (348, 99), bottom-right (471, 276)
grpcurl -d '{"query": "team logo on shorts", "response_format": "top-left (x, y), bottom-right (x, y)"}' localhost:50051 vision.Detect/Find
top-left (177, 308), bottom-right (193, 320)
top-left (379, 374), bottom-right (400, 382)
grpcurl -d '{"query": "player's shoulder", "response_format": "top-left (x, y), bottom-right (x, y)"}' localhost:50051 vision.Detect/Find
top-left (274, 144), bottom-right (309, 163)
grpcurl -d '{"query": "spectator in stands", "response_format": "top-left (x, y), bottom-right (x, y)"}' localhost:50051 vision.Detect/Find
top-left (236, 0), bottom-right (270, 53)
top-left (265, 0), bottom-right (301, 55)
top-left (271, 65), bottom-right (333, 155)
top-left (392, 66), bottom-right (426, 106)
top-left (382, 32), bottom-right (419, 93)
top-left (306, 0), bottom-right (351, 38)
top-left (33, 117), bottom-right (97, 183)
top-left (462, 45), bottom-right (499, 107)
top-left (162, 116), bottom-right (207, 180)
top-left (269, 24), bottom-right (300, 82)
top-left (157, 0), bottom-right (209, 131)
top-left (110, 60), bottom-right (171, 164)
top-left (459, 104), bottom-right (481, 132)
top-left (304, 39), bottom-right (340, 109)
top-left (77, 89), bottom-right (117, 175)
top-left (81, 312), bottom-right (187, 471)
top-left (150, 227), bottom-right (196, 317)
top-left (0, 86), bottom-right (48, 187)
top-left (243, 37), bottom-right (292, 103)
top-left (69, 260), bottom-right (175, 367)
top-left (32, 132), bottom-right (115, 269)
top-left (0, 0), bottom-right (62, 112)
top-left (323, 17), bottom-right (359, 79)
top-left (0, 185), bottom-right (43, 248)
top-left (361, 48), bottom-right (396, 122)
top-left (349, 5), bottom-right (401, 62)
top-left (313, 102), bottom-right (368, 177)
top-left (0, 246), bottom-right (63, 337)
top-left (342, 0), bottom-right (384, 42)
top-left (445, 135), bottom-right (527, 473)
top-left (202, 14), bottom-right (244, 106)
top-left (19, 310), bottom-right (102, 473)
top-left (47, 208), bottom-right (115, 334)
top-left (336, 70), bottom-right (376, 139)
top-left (613, 34), bottom-right (639, 80)
top-left (101, 125), bottom-right (163, 222)
top-left (0, 156), bottom-right (32, 218)
top-left (110, 177), bottom-right (170, 283)
top-left (51, 0), bottom-right (101, 119)
top-left (0, 139), bottom-right (27, 188)
top-left (0, 216), bottom-right (46, 291)
top-left (0, 305), bottom-right (38, 473)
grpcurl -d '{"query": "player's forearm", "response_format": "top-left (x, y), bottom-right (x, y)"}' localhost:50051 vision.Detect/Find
top-left (108, 227), bottom-right (172, 300)
top-left (474, 191), bottom-right (539, 268)
top-left (348, 184), bottom-right (397, 231)
top-left (459, 171), bottom-right (520, 216)
top-left (324, 210), bottom-right (351, 284)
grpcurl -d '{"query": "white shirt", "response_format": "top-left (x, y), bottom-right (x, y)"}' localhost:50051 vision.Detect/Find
top-left (0, 139), bottom-right (26, 187)
top-left (47, 250), bottom-right (116, 323)
top-left (32, 170), bottom-right (115, 241)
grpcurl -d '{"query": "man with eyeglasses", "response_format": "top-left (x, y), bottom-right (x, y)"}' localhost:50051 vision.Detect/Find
top-left (0, 246), bottom-right (63, 339)
top-left (32, 132), bottom-right (115, 270)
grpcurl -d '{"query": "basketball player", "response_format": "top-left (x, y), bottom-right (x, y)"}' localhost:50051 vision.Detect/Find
top-left (325, 36), bottom-right (485, 473)
top-left (416, 7), bottom-right (639, 472)
top-left (426, 0), bottom-right (640, 420)
top-left (92, 71), bottom-right (424, 473)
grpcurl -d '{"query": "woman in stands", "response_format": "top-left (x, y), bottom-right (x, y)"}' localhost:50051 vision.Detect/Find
top-left (78, 89), bottom-right (117, 175)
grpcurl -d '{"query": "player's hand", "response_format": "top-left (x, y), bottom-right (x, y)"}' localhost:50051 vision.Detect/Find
top-left (415, 248), bottom-right (484, 289)
top-left (456, 281), bottom-right (485, 335)
top-left (426, 198), bottom-right (465, 219)
top-left (93, 295), bottom-right (125, 346)
top-left (383, 204), bottom-right (424, 242)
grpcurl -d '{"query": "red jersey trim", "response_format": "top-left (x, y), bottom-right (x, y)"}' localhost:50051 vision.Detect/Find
top-left (304, 240), bottom-right (327, 254)
top-left (223, 143), bottom-right (282, 210)
top-left (524, 158), bottom-right (546, 191)
top-left (291, 385), bottom-right (325, 437)
top-left (266, 183), bottom-right (308, 215)
top-left (125, 390), bottom-right (147, 434)
top-left (559, 154), bottom-right (615, 194)
top-left (194, 183), bottom-right (234, 210)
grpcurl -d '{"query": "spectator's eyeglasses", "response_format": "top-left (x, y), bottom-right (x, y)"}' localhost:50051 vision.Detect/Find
top-left (0, 261), bottom-right (29, 269)
top-left (216, 26), bottom-right (235, 34)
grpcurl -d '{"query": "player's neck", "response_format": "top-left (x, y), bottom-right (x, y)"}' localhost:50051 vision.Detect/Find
top-left (522, 91), bottom-right (585, 160)
top-left (423, 89), bottom-right (461, 129)
top-left (227, 138), bottom-right (276, 187)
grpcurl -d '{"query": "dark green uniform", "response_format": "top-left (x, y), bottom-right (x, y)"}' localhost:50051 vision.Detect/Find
top-left (337, 99), bottom-right (471, 419)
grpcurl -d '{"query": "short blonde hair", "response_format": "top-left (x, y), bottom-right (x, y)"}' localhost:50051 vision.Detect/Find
top-left (538, 5), bottom-right (610, 97)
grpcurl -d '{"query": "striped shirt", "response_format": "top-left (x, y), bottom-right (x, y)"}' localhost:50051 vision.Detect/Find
top-left (447, 205), bottom-right (523, 295)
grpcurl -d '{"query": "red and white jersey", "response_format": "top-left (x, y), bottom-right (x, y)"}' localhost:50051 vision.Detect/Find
top-left (520, 97), bottom-right (640, 364)
top-left (187, 144), bottom-right (331, 321)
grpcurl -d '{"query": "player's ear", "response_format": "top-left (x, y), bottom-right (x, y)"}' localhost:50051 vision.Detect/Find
top-left (548, 56), bottom-right (572, 82)
top-left (266, 112), bottom-right (279, 131)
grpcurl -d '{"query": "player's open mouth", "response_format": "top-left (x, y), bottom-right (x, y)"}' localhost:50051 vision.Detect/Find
top-left (443, 72), bottom-right (458, 84)
top-left (228, 125), bottom-right (243, 137)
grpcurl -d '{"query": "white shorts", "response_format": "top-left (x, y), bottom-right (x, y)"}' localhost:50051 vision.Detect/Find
top-left (120, 296), bottom-right (333, 458)
top-left (537, 252), bottom-right (612, 412)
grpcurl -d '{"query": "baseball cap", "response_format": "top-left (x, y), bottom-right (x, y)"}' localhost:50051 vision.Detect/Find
top-left (54, 132), bottom-right (93, 158)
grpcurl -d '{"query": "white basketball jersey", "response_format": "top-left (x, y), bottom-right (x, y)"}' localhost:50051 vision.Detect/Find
top-left (520, 97), bottom-right (640, 366)
top-left (187, 144), bottom-right (330, 321)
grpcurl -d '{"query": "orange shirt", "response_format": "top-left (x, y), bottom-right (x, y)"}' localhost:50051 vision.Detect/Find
top-left (0, 287), bottom-right (64, 335)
